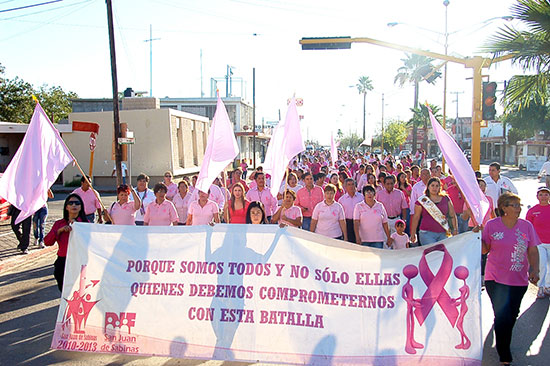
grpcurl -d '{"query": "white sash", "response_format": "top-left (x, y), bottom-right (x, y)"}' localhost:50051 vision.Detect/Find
top-left (417, 195), bottom-right (450, 234)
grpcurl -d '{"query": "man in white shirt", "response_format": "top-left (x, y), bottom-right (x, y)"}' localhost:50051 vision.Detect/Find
top-left (112, 162), bottom-right (129, 185)
top-left (134, 173), bottom-right (155, 225)
top-left (538, 157), bottom-right (550, 188)
top-left (338, 178), bottom-right (363, 243)
top-left (409, 168), bottom-right (431, 211)
top-left (484, 162), bottom-right (518, 206)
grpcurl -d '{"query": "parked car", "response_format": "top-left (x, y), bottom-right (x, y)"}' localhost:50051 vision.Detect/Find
top-left (398, 150), bottom-right (411, 159)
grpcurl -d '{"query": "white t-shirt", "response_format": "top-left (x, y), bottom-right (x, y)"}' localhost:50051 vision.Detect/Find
top-left (391, 232), bottom-right (409, 250)
top-left (113, 162), bottom-right (128, 177)
top-left (312, 201), bottom-right (345, 238)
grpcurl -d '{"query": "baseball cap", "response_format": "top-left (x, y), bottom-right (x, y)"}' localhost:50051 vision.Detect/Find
top-left (395, 219), bottom-right (406, 227)
top-left (537, 186), bottom-right (550, 194)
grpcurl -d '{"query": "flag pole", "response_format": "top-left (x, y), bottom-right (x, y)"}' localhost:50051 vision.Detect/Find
top-left (33, 97), bottom-right (112, 222)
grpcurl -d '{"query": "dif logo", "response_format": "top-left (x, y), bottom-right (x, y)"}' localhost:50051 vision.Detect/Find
top-left (105, 312), bottom-right (136, 334)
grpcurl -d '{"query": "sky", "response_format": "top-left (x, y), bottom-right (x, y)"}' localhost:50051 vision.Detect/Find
top-left (1, 0), bottom-right (526, 144)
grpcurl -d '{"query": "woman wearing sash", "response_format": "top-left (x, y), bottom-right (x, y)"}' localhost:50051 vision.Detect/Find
top-left (410, 177), bottom-right (458, 245)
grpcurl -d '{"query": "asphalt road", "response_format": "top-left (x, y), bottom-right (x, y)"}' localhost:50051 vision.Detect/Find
top-left (1, 165), bottom-right (549, 366)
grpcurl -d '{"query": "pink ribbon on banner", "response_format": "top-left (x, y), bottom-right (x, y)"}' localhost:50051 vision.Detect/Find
top-left (414, 244), bottom-right (459, 327)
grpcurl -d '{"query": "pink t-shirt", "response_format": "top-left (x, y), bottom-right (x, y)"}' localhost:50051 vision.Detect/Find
top-left (312, 201), bottom-right (345, 238)
top-left (338, 192), bottom-right (364, 220)
top-left (442, 176), bottom-right (464, 214)
top-left (144, 199), bottom-right (179, 226)
top-left (279, 205), bottom-right (303, 227)
top-left (353, 201), bottom-right (388, 242)
top-left (482, 217), bottom-right (540, 286)
top-left (391, 232), bottom-right (409, 249)
top-left (415, 196), bottom-right (450, 233)
top-left (172, 192), bottom-right (193, 224)
top-left (109, 201), bottom-right (137, 225)
top-left (72, 187), bottom-right (101, 215)
top-left (188, 200), bottom-right (219, 225)
top-left (165, 182), bottom-right (178, 201)
top-left (526, 204), bottom-right (550, 243)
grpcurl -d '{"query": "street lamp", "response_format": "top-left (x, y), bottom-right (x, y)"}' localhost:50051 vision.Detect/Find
top-left (388, 9), bottom-right (513, 169)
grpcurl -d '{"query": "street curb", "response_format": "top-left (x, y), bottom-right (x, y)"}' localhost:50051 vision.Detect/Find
top-left (0, 245), bottom-right (57, 274)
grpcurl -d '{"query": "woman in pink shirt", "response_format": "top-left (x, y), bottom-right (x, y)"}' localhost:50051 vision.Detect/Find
top-left (107, 185), bottom-right (141, 225)
top-left (353, 185), bottom-right (390, 248)
top-left (224, 183), bottom-right (249, 224)
top-left (526, 186), bottom-right (550, 299)
top-left (163, 171), bottom-right (178, 201)
top-left (329, 173), bottom-right (344, 201)
top-left (482, 192), bottom-right (540, 365)
top-left (173, 181), bottom-right (192, 225)
top-left (310, 184), bottom-right (347, 240)
top-left (273, 190), bottom-right (303, 228)
top-left (144, 183), bottom-right (179, 226)
top-left (187, 190), bottom-right (221, 226)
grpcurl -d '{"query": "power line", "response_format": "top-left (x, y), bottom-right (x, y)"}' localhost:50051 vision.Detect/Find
top-left (0, 0), bottom-right (63, 14)
top-left (0, 0), bottom-right (89, 20)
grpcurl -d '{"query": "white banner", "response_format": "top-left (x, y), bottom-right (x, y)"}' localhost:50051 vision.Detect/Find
top-left (52, 224), bottom-right (482, 366)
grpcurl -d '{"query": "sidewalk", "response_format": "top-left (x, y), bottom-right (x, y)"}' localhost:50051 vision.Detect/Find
top-left (0, 215), bottom-right (60, 273)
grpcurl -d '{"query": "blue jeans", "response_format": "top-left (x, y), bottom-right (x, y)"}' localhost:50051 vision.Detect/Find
top-left (361, 241), bottom-right (384, 248)
top-left (418, 230), bottom-right (447, 245)
top-left (33, 206), bottom-right (48, 241)
top-left (485, 281), bottom-right (527, 363)
top-left (86, 213), bottom-right (95, 223)
top-left (302, 217), bottom-right (312, 231)
top-left (457, 214), bottom-right (469, 234)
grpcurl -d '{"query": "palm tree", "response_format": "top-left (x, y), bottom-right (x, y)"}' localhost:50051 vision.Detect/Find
top-left (408, 104), bottom-right (442, 153)
top-left (356, 76), bottom-right (374, 141)
top-left (394, 54), bottom-right (441, 151)
top-left (484, 0), bottom-right (550, 112)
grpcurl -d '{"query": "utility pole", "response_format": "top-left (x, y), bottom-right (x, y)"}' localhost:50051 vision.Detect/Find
top-left (200, 49), bottom-right (204, 97)
top-left (144, 24), bottom-right (160, 97)
top-left (451, 91), bottom-right (464, 146)
top-left (252, 67), bottom-right (256, 169)
top-left (442, 0), bottom-right (449, 172)
top-left (381, 93), bottom-right (385, 153)
top-left (502, 80), bottom-right (507, 164)
top-left (106, 0), bottom-right (122, 186)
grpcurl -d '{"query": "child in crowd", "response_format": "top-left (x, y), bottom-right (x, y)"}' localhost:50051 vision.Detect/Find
top-left (389, 219), bottom-right (410, 249)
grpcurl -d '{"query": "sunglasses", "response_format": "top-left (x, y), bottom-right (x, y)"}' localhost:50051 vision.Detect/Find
top-left (67, 201), bottom-right (81, 206)
top-left (505, 203), bottom-right (522, 208)
top-left (165, 175), bottom-right (172, 178)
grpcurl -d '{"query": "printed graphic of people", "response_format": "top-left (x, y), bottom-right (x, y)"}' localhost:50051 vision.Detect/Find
top-left (402, 264), bottom-right (424, 354)
top-left (452, 266), bottom-right (471, 350)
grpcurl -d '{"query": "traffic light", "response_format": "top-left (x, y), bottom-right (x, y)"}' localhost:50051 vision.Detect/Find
top-left (482, 81), bottom-right (497, 121)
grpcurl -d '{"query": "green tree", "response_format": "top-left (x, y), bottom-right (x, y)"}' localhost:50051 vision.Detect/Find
top-left (383, 120), bottom-right (409, 152)
top-left (0, 63), bottom-right (77, 123)
top-left (503, 101), bottom-right (550, 141)
top-left (483, 0), bottom-right (550, 112)
top-left (336, 128), bottom-right (344, 139)
top-left (407, 103), bottom-right (442, 152)
top-left (339, 132), bottom-right (363, 151)
top-left (394, 54), bottom-right (441, 150)
top-left (356, 76), bottom-right (374, 140)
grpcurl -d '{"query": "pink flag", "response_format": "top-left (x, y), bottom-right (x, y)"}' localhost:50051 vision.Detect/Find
top-left (0, 103), bottom-right (74, 224)
top-left (428, 107), bottom-right (489, 225)
top-left (263, 97), bottom-right (305, 197)
top-left (330, 133), bottom-right (339, 168)
top-left (195, 96), bottom-right (239, 194)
